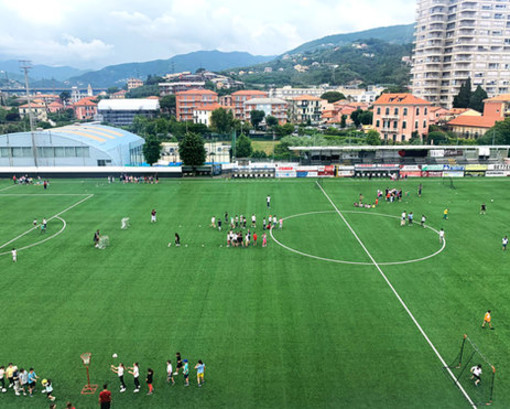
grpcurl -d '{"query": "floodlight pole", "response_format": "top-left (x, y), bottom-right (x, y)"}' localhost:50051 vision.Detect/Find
top-left (19, 60), bottom-right (38, 167)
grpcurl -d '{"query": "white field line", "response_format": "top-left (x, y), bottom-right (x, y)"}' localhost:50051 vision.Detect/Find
top-left (315, 181), bottom-right (477, 409)
top-left (0, 217), bottom-right (66, 256)
top-left (0, 194), bottom-right (91, 197)
top-left (0, 194), bottom-right (94, 250)
top-left (0, 184), bottom-right (17, 192)
top-left (270, 210), bottom-right (446, 266)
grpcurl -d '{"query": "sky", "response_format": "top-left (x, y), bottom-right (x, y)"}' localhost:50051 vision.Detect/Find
top-left (0, 0), bottom-right (415, 69)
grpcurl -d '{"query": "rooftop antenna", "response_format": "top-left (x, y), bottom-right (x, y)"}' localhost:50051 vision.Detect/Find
top-left (19, 60), bottom-right (38, 166)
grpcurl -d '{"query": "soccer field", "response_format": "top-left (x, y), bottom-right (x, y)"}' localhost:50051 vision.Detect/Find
top-left (1, 177), bottom-right (509, 408)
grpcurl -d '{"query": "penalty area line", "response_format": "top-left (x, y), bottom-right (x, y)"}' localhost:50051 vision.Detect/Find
top-left (315, 181), bottom-right (477, 409)
top-left (0, 194), bottom-right (94, 250)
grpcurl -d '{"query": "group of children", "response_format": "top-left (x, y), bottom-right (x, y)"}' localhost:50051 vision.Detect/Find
top-left (116, 174), bottom-right (160, 184)
top-left (110, 353), bottom-right (206, 396)
top-left (11, 217), bottom-right (49, 261)
top-left (0, 364), bottom-right (56, 402)
top-left (210, 212), bottom-right (283, 248)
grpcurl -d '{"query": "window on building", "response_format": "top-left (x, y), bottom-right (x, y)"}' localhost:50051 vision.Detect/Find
top-left (385, 107), bottom-right (390, 115)
top-left (384, 134), bottom-right (388, 140)
top-left (424, 108), bottom-right (428, 115)
top-left (393, 135), bottom-right (397, 142)
top-left (403, 121), bottom-right (407, 129)
top-left (393, 121), bottom-right (398, 129)
top-left (416, 108), bottom-right (420, 115)
top-left (376, 120), bottom-right (380, 127)
top-left (423, 120), bottom-right (427, 128)
top-left (394, 108), bottom-right (399, 116)
top-left (402, 135), bottom-right (406, 142)
top-left (415, 121), bottom-right (419, 129)
top-left (403, 108), bottom-right (408, 115)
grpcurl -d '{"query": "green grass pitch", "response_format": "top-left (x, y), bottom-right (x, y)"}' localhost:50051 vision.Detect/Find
top-left (1, 177), bottom-right (509, 408)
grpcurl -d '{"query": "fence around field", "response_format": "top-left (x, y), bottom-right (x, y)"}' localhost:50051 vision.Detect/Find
top-left (1, 163), bottom-right (510, 180)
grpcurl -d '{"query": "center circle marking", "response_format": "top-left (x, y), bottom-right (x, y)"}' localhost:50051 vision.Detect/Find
top-left (270, 210), bottom-right (446, 266)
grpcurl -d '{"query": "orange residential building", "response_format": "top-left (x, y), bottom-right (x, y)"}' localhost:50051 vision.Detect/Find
top-left (73, 97), bottom-right (98, 120)
top-left (322, 101), bottom-right (370, 125)
top-left (230, 90), bottom-right (268, 120)
top-left (175, 89), bottom-right (218, 122)
top-left (47, 101), bottom-right (65, 113)
top-left (373, 93), bottom-right (433, 143)
top-left (447, 116), bottom-right (498, 139)
top-left (482, 94), bottom-right (510, 119)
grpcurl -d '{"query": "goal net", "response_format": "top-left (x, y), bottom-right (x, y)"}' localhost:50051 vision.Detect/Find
top-left (121, 217), bottom-right (130, 230)
top-left (97, 236), bottom-right (110, 250)
top-left (446, 334), bottom-right (496, 406)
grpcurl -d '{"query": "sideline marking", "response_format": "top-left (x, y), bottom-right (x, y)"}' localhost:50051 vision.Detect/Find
top-left (315, 181), bottom-right (477, 409)
top-left (0, 194), bottom-right (91, 197)
top-left (0, 194), bottom-right (94, 251)
top-left (0, 185), bottom-right (17, 192)
top-left (0, 217), bottom-right (66, 256)
top-left (270, 210), bottom-right (446, 266)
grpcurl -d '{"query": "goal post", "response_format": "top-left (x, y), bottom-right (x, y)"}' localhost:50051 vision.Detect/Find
top-left (97, 236), bottom-right (110, 250)
top-left (445, 334), bottom-right (496, 406)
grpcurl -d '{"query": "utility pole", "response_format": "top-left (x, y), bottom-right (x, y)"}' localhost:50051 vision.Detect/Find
top-left (19, 60), bottom-right (38, 167)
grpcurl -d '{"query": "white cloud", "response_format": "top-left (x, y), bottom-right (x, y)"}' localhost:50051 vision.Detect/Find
top-left (0, 0), bottom-right (415, 68)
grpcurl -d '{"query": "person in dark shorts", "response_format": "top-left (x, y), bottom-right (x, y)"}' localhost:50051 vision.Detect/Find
top-left (174, 352), bottom-right (183, 375)
top-left (146, 368), bottom-right (154, 395)
top-left (175, 233), bottom-right (181, 247)
top-left (480, 203), bottom-right (486, 215)
top-left (99, 384), bottom-right (112, 409)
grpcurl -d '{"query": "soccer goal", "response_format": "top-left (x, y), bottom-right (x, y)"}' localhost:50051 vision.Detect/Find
top-left (97, 236), bottom-right (110, 250)
top-left (445, 334), bottom-right (496, 406)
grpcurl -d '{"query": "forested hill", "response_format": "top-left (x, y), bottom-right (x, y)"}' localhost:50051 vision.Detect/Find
top-left (229, 39), bottom-right (413, 88)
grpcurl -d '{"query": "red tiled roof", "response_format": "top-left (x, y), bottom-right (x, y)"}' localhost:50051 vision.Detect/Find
top-left (74, 99), bottom-right (97, 107)
top-left (293, 95), bottom-right (323, 101)
top-left (484, 93), bottom-right (510, 103)
top-left (374, 93), bottom-right (432, 106)
top-left (48, 101), bottom-right (64, 107)
top-left (447, 116), bottom-right (498, 128)
top-left (176, 89), bottom-right (218, 96)
top-left (231, 90), bottom-right (267, 96)
top-left (195, 103), bottom-right (222, 111)
top-left (19, 103), bottom-right (45, 109)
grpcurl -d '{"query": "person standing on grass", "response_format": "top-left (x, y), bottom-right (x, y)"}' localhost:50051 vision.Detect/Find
top-left (94, 230), bottom-right (100, 248)
top-left (174, 352), bottom-right (183, 375)
top-left (42, 218), bottom-right (47, 233)
top-left (127, 362), bottom-right (140, 393)
top-left (251, 214), bottom-right (256, 228)
top-left (439, 228), bottom-right (445, 244)
top-left (421, 215), bottom-right (426, 228)
top-left (28, 367), bottom-right (38, 396)
top-left (480, 203), bottom-right (487, 215)
top-left (418, 184), bottom-right (422, 198)
top-left (11, 248), bottom-right (17, 263)
top-left (175, 233), bottom-right (181, 247)
top-left (166, 360), bottom-right (175, 385)
top-left (42, 379), bottom-right (55, 401)
top-left (43, 180), bottom-right (48, 190)
top-left (443, 208), bottom-right (449, 220)
top-left (408, 212), bottom-right (413, 225)
top-left (482, 310), bottom-right (494, 329)
top-left (66, 402), bottom-right (76, 409)
top-left (0, 366), bottom-right (5, 392)
top-left (183, 360), bottom-right (190, 386)
top-left (151, 209), bottom-right (157, 223)
top-left (470, 364), bottom-right (482, 386)
top-left (19, 368), bottom-right (28, 396)
top-left (146, 368), bottom-right (154, 395)
top-left (401, 211), bottom-right (406, 227)
top-left (266, 195), bottom-right (271, 208)
top-left (502, 236), bottom-right (508, 251)
top-left (218, 218), bottom-right (222, 232)
top-left (253, 232), bottom-right (258, 247)
top-left (210, 216), bottom-right (216, 228)
top-left (262, 233), bottom-right (267, 248)
top-left (225, 211), bottom-right (228, 223)
top-left (111, 363), bottom-right (127, 392)
top-left (262, 217), bottom-right (266, 230)
top-left (6, 363), bottom-right (14, 388)
top-left (195, 360), bottom-right (205, 387)
top-left (99, 384), bottom-right (112, 409)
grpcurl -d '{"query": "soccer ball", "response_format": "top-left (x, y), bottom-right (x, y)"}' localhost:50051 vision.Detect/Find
top-left (2, 388), bottom-right (6, 393)
top-left (42, 379), bottom-right (47, 386)
top-left (491, 199), bottom-right (494, 202)
top-left (112, 353), bottom-right (118, 358)
top-left (168, 243), bottom-right (171, 247)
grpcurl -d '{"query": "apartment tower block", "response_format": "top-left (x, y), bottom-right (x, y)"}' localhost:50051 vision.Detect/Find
top-left (412, 0), bottom-right (510, 108)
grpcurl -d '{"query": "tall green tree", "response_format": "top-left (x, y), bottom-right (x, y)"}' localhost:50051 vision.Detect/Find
top-left (179, 132), bottom-right (206, 170)
top-left (340, 114), bottom-right (347, 128)
top-left (143, 137), bottom-right (162, 166)
top-left (469, 85), bottom-right (488, 113)
top-left (365, 130), bottom-right (381, 145)
top-left (250, 110), bottom-right (265, 129)
top-left (210, 108), bottom-right (234, 134)
top-left (478, 118), bottom-right (510, 145)
top-left (320, 91), bottom-right (346, 103)
top-left (59, 91), bottom-right (71, 106)
top-left (159, 95), bottom-right (176, 113)
top-left (453, 77), bottom-right (472, 108)
top-left (236, 133), bottom-right (253, 158)
top-left (266, 115), bottom-right (278, 128)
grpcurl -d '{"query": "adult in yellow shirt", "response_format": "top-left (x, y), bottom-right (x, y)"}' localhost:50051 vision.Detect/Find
top-left (482, 310), bottom-right (494, 330)
top-left (5, 363), bottom-right (15, 388)
top-left (443, 208), bottom-right (449, 220)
